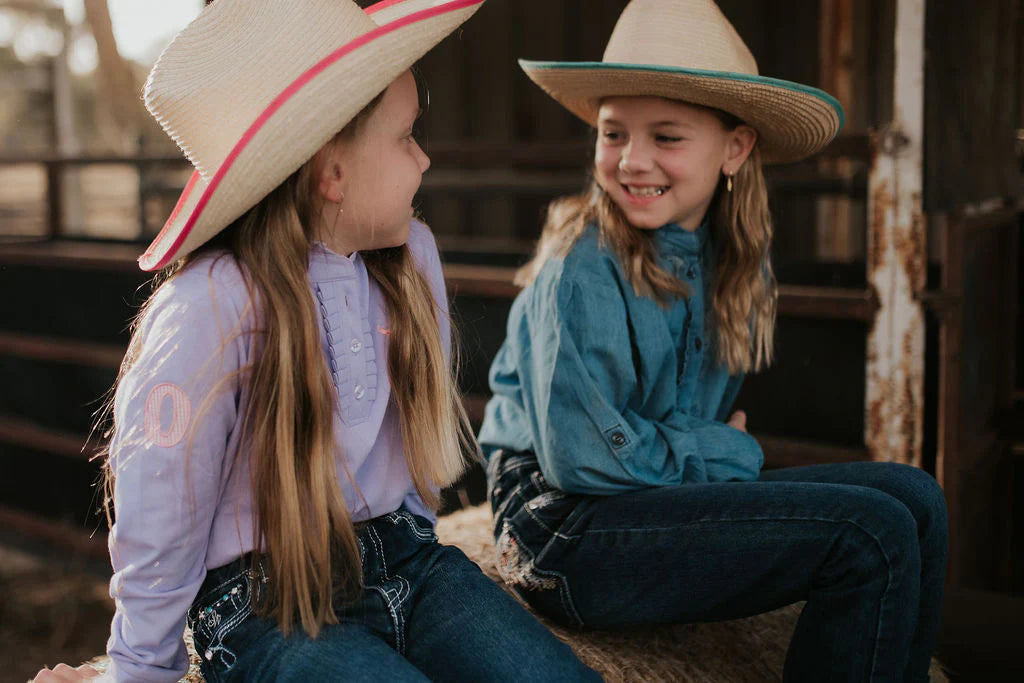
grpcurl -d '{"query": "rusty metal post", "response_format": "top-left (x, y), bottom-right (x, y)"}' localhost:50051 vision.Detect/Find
top-left (865, 0), bottom-right (926, 466)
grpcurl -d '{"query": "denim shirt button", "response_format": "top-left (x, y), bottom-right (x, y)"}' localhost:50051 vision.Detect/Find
top-left (694, 337), bottom-right (703, 351)
top-left (610, 431), bottom-right (627, 447)
top-left (350, 338), bottom-right (362, 353)
top-left (686, 266), bottom-right (697, 280)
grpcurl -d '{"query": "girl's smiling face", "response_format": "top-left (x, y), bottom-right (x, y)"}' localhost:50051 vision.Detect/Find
top-left (594, 96), bottom-right (756, 231)
top-left (318, 70), bottom-right (430, 255)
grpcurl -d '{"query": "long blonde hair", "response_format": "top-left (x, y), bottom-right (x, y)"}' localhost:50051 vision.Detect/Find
top-left (517, 111), bottom-right (777, 375)
top-left (102, 94), bottom-right (474, 637)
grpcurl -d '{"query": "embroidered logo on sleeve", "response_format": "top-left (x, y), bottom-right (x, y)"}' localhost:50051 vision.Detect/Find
top-left (144, 383), bottom-right (191, 447)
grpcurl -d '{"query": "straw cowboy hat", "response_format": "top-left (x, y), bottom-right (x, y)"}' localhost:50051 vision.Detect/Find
top-left (519, 0), bottom-right (844, 165)
top-left (138, 0), bottom-right (485, 271)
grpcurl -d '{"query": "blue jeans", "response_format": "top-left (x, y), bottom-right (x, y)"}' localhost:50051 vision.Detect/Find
top-left (187, 506), bottom-right (599, 682)
top-left (487, 449), bottom-right (948, 683)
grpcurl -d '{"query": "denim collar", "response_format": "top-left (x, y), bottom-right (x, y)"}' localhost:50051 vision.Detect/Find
top-left (652, 218), bottom-right (709, 258)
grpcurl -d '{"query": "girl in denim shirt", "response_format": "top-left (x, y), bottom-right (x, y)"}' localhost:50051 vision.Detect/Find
top-left (479, 1), bottom-right (947, 681)
top-left (32, 2), bottom-right (598, 682)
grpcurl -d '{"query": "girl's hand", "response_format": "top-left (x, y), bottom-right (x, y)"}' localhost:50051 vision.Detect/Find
top-left (727, 410), bottom-right (747, 433)
top-left (31, 664), bottom-right (100, 682)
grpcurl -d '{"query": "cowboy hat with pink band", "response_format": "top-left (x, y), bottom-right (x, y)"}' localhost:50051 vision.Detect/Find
top-left (139, 0), bottom-right (485, 272)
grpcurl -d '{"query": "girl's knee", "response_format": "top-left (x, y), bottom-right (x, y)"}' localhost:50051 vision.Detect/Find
top-left (833, 492), bottom-right (921, 582)
top-left (883, 464), bottom-right (949, 536)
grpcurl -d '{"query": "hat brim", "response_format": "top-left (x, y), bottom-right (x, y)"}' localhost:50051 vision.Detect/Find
top-left (519, 60), bottom-right (844, 165)
top-left (139, 0), bottom-right (484, 272)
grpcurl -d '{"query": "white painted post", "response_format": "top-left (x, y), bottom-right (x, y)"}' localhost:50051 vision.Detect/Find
top-left (865, 0), bottom-right (927, 465)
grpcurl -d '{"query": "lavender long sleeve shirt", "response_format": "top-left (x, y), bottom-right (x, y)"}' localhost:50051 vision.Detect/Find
top-left (104, 221), bottom-right (445, 682)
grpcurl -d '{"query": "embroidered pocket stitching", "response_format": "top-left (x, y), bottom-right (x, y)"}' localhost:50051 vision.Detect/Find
top-left (366, 525), bottom-right (410, 654)
top-left (385, 510), bottom-right (437, 542)
top-left (497, 522), bottom-right (585, 629)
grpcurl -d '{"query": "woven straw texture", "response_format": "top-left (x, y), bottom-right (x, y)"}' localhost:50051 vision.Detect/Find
top-left (139, 0), bottom-right (483, 271)
top-left (519, 0), bottom-right (842, 164)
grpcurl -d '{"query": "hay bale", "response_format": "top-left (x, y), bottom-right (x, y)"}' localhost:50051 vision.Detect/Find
top-left (80, 504), bottom-right (948, 682)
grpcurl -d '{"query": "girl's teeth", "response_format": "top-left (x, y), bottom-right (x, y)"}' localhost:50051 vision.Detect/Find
top-left (628, 186), bottom-right (666, 197)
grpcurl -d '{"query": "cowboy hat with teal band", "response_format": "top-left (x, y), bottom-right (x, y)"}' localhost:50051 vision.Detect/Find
top-left (519, 0), bottom-right (844, 165)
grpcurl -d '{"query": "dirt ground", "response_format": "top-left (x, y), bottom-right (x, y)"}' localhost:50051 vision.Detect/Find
top-left (0, 545), bottom-right (113, 683)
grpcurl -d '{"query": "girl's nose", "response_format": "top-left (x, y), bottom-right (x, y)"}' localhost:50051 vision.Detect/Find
top-left (618, 142), bottom-right (652, 174)
top-left (415, 140), bottom-right (431, 173)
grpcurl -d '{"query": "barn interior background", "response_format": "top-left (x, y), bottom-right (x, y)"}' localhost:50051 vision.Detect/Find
top-left (0, 0), bottom-right (1021, 680)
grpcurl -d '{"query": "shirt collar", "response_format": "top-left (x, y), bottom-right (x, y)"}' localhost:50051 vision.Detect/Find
top-left (308, 241), bottom-right (361, 281)
top-left (653, 217), bottom-right (709, 258)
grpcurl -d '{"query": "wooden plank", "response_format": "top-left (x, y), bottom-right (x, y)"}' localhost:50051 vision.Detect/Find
top-left (0, 241), bottom-right (883, 321)
top-left (444, 264), bottom-right (520, 299)
top-left (0, 137), bottom-right (868, 171)
top-left (758, 434), bottom-right (870, 469)
top-left (0, 331), bottom-right (124, 368)
top-left (0, 155), bottom-right (189, 166)
top-left (463, 0), bottom-right (514, 240)
top-left (935, 209), bottom-right (1021, 588)
top-left (0, 505), bottom-right (108, 561)
top-left (414, 0), bottom-right (469, 241)
top-left (0, 240), bottom-right (143, 270)
top-left (422, 141), bottom-right (588, 168)
top-left (776, 285), bottom-right (877, 321)
top-left (421, 169), bottom-right (584, 194)
top-left (924, 0), bottom-right (1023, 211)
top-left (0, 414), bottom-right (97, 460)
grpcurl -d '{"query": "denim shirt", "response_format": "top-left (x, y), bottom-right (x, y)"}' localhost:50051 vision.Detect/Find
top-left (478, 221), bottom-right (763, 495)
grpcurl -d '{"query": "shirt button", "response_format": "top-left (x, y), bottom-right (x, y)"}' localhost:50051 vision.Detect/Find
top-left (610, 431), bottom-right (627, 447)
top-left (694, 337), bottom-right (703, 351)
top-left (354, 384), bottom-right (366, 400)
top-left (687, 266), bottom-right (697, 279)
top-left (350, 339), bottom-right (362, 353)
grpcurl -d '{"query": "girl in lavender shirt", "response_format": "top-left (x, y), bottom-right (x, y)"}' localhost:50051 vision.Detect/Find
top-left (33, 1), bottom-right (594, 682)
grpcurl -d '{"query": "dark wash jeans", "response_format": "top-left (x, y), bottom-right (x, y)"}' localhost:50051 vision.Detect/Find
top-left (187, 506), bottom-right (599, 682)
top-left (487, 449), bottom-right (948, 683)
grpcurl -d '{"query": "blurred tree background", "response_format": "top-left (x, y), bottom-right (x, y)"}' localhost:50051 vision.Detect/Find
top-left (0, 0), bottom-right (183, 155)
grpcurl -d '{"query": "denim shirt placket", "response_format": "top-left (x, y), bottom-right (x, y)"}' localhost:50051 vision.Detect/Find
top-left (659, 227), bottom-right (709, 420)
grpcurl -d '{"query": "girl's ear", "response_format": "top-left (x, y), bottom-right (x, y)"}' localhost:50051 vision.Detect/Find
top-left (317, 146), bottom-right (346, 204)
top-left (723, 125), bottom-right (758, 175)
